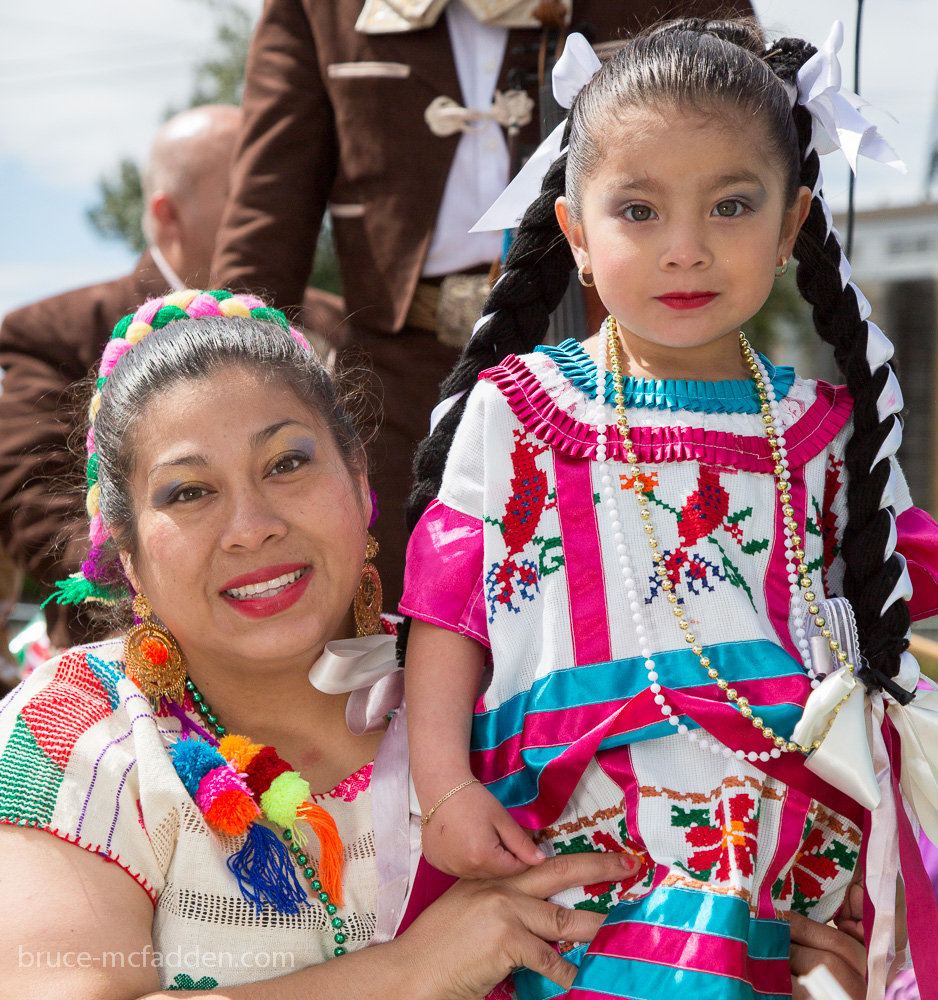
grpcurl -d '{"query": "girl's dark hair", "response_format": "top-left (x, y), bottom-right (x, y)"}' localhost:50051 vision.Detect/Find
top-left (95, 314), bottom-right (364, 560)
top-left (403, 18), bottom-right (912, 698)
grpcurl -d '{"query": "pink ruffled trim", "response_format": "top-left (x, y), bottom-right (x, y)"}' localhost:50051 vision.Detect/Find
top-left (481, 355), bottom-right (854, 472)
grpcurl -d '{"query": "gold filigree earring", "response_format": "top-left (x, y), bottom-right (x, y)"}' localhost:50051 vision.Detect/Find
top-left (354, 534), bottom-right (383, 637)
top-left (123, 595), bottom-right (187, 710)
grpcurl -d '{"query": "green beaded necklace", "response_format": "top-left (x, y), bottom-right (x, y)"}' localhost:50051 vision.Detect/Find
top-left (184, 676), bottom-right (348, 957)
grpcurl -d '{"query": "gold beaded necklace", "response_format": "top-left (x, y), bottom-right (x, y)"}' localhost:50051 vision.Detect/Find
top-left (604, 316), bottom-right (853, 756)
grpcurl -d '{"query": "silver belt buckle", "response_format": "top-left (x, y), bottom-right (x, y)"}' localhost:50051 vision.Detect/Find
top-left (435, 273), bottom-right (491, 349)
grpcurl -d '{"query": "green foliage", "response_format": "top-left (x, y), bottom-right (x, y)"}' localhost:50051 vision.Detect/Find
top-left (86, 159), bottom-right (146, 253)
top-left (745, 268), bottom-right (814, 357)
top-left (87, 0), bottom-right (343, 294)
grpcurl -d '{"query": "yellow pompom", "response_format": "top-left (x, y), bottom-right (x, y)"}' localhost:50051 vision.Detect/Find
top-left (88, 392), bottom-right (102, 422)
top-left (125, 321), bottom-right (152, 345)
top-left (85, 482), bottom-right (101, 518)
top-left (260, 770), bottom-right (310, 828)
top-left (163, 289), bottom-right (199, 310)
top-left (218, 734), bottom-right (263, 772)
top-left (219, 297), bottom-right (251, 318)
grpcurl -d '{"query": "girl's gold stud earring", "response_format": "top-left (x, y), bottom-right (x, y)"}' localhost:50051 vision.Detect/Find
top-left (774, 256), bottom-right (789, 278)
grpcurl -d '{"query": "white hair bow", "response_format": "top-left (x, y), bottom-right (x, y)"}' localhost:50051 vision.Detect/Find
top-left (796, 20), bottom-right (905, 174)
top-left (470, 32), bottom-right (601, 233)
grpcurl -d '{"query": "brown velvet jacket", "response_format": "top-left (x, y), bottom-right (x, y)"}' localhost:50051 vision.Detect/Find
top-left (213, 0), bottom-right (754, 333)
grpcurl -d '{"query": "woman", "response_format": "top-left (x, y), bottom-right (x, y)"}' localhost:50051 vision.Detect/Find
top-left (0, 291), bottom-right (865, 999)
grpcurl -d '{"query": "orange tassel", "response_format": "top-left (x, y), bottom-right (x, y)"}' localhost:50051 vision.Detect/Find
top-left (296, 802), bottom-right (344, 906)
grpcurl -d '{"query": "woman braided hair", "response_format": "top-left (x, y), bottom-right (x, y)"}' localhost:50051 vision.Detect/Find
top-left (404, 18), bottom-right (912, 701)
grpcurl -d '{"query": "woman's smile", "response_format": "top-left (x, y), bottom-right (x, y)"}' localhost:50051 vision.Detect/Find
top-left (220, 563), bottom-right (313, 618)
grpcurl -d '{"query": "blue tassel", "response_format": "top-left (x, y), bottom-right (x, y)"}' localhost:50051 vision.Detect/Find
top-left (227, 823), bottom-right (309, 915)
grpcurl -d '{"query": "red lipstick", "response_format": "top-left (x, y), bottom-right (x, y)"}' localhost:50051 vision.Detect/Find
top-left (657, 292), bottom-right (718, 310)
top-left (219, 563), bottom-right (312, 620)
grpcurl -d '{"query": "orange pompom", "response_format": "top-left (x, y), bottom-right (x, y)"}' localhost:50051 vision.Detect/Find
top-left (296, 801), bottom-right (344, 906)
top-left (218, 734), bottom-right (263, 773)
top-left (204, 788), bottom-right (260, 836)
top-left (140, 636), bottom-right (168, 665)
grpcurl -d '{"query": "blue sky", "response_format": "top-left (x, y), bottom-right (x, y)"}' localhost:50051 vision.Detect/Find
top-left (1, 0), bottom-right (935, 319)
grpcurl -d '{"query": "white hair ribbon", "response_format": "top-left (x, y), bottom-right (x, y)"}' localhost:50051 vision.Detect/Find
top-left (796, 20), bottom-right (906, 175)
top-left (470, 32), bottom-right (601, 233)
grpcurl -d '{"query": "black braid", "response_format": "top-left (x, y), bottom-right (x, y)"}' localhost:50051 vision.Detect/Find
top-left (397, 127), bottom-right (575, 661)
top-left (766, 43), bottom-right (912, 697)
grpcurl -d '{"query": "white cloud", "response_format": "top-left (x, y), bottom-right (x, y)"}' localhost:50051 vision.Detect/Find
top-left (0, 0), bottom-right (262, 188)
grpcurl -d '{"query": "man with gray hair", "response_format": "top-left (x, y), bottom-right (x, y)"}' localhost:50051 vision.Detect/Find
top-left (0, 105), bottom-right (243, 648)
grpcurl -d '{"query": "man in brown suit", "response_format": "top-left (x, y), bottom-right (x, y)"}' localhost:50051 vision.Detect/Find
top-left (0, 105), bottom-right (244, 648)
top-left (212, 0), bottom-right (754, 609)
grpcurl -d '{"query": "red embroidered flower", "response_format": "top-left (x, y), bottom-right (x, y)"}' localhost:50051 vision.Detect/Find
top-left (681, 792), bottom-right (760, 882)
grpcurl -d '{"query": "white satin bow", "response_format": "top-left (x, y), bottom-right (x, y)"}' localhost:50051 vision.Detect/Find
top-left (308, 633), bottom-right (417, 944)
top-left (793, 652), bottom-right (938, 999)
top-left (796, 20), bottom-right (905, 175)
top-left (470, 32), bottom-right (600, 233)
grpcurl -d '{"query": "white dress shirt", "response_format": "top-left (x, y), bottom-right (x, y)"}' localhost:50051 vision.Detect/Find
top-left (421, 0), bottom-right (511, 276)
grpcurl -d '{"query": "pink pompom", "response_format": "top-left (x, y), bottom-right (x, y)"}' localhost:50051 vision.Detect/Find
top-left (89, 513), bottom-right (109, 546)
top-left (99, 338), bottom-right (132, 378)
top-left (86, 427), bottom-right (95, 455)
top-left (135, 297), bottom-right (163, 325)
top-left (195, 764), bottom-right (251, 813)
top-left (235, 294), bottom-right (266, 310)
top-left (187, 292), bottom-right (223, 319)
top-left (289, 328), bottom-right (312, 351)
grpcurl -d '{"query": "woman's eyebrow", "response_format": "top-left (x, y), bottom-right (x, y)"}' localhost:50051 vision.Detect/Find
top-left (148, 454), bottom-right (209, 479)
top-left (250, 420), bottom-right (312, 448)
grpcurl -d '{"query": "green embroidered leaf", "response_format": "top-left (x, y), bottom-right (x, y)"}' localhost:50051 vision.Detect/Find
top-left (740, 538), bottom-right (770, 555)
top-left (726, 506), bottom-right (753, 524)
top-left (670, 805), bottom-right (711, 828)
top-left (649, 493), bottom-right (682, 519)
top-left (707, 538), bottom-right (755, 605)
top-left (533, 536), bottom-right (565, 576)
top-left (552, 834), bottom-right (596, 855)
top-left (574, 890), bottom-right (615, 914)
top-left (167, 974), bottom-right (219, 991)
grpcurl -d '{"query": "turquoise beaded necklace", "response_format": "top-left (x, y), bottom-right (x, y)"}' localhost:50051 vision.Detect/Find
top-left (184, 676), bottom-right (348, 957)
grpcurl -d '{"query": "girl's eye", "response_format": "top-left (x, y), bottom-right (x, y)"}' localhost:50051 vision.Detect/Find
top-left (268, 453), bottom-right (308, 476)
top-left (713, 199), bottom-right (747, 218)
top-left (623, 203), bottom-right (656, 222)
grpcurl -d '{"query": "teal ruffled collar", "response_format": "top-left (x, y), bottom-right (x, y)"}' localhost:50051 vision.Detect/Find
top-left (535, 338), bottom-right (796, 414)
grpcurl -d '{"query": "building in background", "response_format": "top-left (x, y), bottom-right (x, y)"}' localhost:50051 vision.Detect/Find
top-left (835, 203), bottom-right (938, 512)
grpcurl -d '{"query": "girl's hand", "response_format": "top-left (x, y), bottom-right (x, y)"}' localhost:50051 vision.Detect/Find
top-left (789, 910), bottom-right (867, 1000)
top-left (421, 781), bottom-right (547, 878)
top-left (400, 850), bottom-right (642, 1000)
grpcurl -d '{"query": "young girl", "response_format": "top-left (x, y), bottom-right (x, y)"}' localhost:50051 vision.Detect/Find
top-left (400, 18), bottom-right (938, 1000)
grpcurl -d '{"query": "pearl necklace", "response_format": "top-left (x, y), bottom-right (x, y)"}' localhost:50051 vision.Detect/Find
top-left (595, 317), bottom-right (851, 759)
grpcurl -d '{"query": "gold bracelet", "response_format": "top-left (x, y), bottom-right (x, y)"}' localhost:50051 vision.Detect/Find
top-left (420, 778), bottom-right (480, 829)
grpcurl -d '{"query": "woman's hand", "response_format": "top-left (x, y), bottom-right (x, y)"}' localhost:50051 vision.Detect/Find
top-left (789, 906), bottom-right (867, 1000)
top-left (420, 780), bottom-right (546, 878)
top-left (400, 850), bottom-right (641, 1000)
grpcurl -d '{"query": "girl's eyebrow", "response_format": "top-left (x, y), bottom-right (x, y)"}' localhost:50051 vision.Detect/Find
top-left (707, 170), bottom-right (765, 189)
top-left (609, 171), bottom-right (766, 195)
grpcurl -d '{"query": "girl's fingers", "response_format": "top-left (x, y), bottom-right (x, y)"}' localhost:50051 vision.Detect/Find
top-left (507, 850), bottom-right (640, 899)
top-left (789, 944), bottom-right (866, 1000)
top-left (496, 815), bottom-right (546, 867)
top-left (788, 912), bottom-right (867, 979)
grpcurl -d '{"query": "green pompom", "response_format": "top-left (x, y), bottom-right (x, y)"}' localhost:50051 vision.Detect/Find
top-left (249, 306), bottom-right (289, 331)
top-left (111, 313), bottom-right (133, 340)
top-left (150, 304), bottom-right (189, 330)
top-left (260, 771), bottom-right (310, 827)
